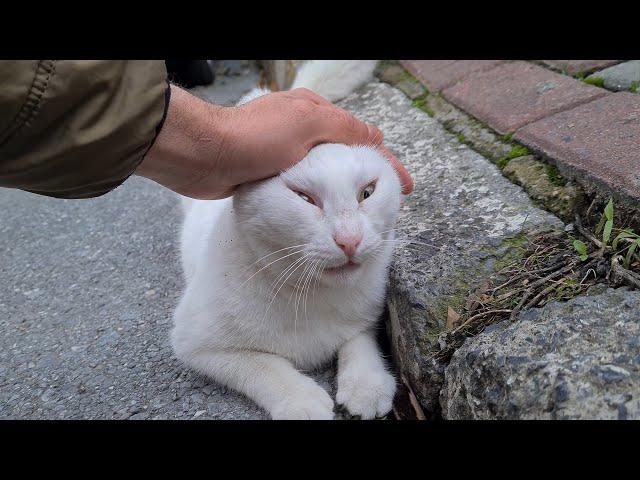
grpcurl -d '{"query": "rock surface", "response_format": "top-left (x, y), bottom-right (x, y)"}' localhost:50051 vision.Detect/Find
top-left (375, 61), bottom-right (425, 100)
top-left (339, 82), bottom-right (563, 415)
top-left (441, 288), bottom-right (640, 419)
top-left (587, 61), bottom-right (640, 92)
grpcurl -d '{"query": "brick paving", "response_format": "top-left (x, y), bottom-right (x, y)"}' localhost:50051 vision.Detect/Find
top-left (541, 60), bottom-right (621, 75)
top-left (441, 61), bottom-right (607, 134)
top-left (515, 92), bottom-right (640, 204)
top-left (402, 58), bottom-right (639, 211)
top-left (401, 60), bottom-right (505, 93)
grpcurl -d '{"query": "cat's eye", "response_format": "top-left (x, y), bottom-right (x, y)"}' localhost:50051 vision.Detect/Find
top-left (358, 182), bottom-right (376, 202)
top-left (295, 191), bottom-right (315, 205)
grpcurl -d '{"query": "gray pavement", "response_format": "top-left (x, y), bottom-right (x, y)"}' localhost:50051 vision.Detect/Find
top-left (0, 61), bottom-right (276, 419)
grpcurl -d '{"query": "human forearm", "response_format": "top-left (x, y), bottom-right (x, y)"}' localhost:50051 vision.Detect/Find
top-left (0, 60), bottom-right (168, 198)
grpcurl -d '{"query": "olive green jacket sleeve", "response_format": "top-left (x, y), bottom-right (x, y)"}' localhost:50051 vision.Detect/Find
top-left (0, 60), bottom-right (169, 198)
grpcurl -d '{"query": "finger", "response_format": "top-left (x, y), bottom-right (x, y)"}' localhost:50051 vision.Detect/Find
top-left (312, 106), bottom-right (383, 146)
top-left (291, 91), bottom-right (383, 145)
top-left (377, 144), bottom-right (414, 195)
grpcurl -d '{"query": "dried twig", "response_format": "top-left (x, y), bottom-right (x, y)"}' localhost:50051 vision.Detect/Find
top-left (575, 215), bottom-right (607, 250)
top-left (451, 309), bottom-right (512, 335)
top-left (611, 255), bottom-right (640, 289)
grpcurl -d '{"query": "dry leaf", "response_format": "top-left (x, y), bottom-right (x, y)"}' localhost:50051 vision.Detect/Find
top-left (447, 307), bottom-right (461, 329)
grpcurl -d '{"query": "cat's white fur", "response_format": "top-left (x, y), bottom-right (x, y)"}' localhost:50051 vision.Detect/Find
top-left (172, 60), bottom-right (401, 419)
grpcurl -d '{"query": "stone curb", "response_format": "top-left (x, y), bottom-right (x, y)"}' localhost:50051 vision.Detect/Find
top-left (338, 80), bottom-right (564, 416)
top-left (369, 63), bottom-right (640, 419)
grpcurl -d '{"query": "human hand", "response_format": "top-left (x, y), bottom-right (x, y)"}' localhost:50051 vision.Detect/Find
top-left (138, 85), bottom-right (413, 199)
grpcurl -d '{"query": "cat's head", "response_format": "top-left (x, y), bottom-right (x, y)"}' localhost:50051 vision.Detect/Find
top-left (233, 144), bottom-right (402, 287)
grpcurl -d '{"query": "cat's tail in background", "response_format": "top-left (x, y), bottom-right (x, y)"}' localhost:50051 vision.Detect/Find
top-left (237, 60), bottom-right (377, 106)
top-left (290, 60), bottom-right (377, 102)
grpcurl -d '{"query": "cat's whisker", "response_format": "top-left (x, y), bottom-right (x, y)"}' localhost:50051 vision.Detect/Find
top-left (297, 258), bottom-right (318, 325)
top-left (377, 226), bottom-right (418, 235)
top-left (292, 258), bottom-right (315, 331)
top-left (262, 253), bottom-right (311, 325)
top-left (303, 258), bottom-right (323, 327)
top-left (241, 243), bottom-right (310, 274)
top-left (289, 257), bottom-right (313, 308)
top-left (269, 254), bottom-right (307, 293)
top-left (312, 257), bottom-right (329, 302)
top-left (269, 254), bottom-right (310, 308)
top-left (262, 253), bottom-right (310, 331)
top-left (241, 248), bottom-right (308, 288)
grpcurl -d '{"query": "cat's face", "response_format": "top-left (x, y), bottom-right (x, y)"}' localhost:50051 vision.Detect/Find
top-left (234, 144), bottom-right (402, 287)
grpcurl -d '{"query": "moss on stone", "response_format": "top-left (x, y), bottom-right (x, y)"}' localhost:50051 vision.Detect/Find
top-left (412, 93), bottom-right (435, 117)
top-left (630, 81), bottom-right (639, 94)
top-left (497, 145), bottom-right (530, 169)
top-left (502, 133), bottom-right (514, 144)
top-left (583, 76), bottom-right (605, 88)
top-left (492, 234), bottom-right (530, 271)
top-left (418, 234), bottom-right (533, 351)
top-left (375, 61), bottom-right (428, 100)
top-left (546, 164), bottom-right (566, 186)
top-left (503, 156), bottom-right (583, 221)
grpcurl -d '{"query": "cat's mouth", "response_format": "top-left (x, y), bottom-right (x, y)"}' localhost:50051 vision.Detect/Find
top-left (324, 260), bottom-right (360, 274)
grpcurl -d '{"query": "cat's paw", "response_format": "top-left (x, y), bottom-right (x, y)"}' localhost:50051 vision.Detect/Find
top-left (270, 379), bottom-right (335, 420)
top-left (336, 368), bottom-right (396, 419)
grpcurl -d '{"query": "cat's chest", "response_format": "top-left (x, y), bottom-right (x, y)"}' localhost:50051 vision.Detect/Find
top-left (267, 315), bottom-right (366, 368)
top-left (248, 292), bottom-right (377, 366)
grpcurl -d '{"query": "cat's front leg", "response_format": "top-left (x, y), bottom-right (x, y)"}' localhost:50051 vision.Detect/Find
top-left (175, 348), bottom-right (334, 420)
top-left (336, 329), bottom-right (396, 419)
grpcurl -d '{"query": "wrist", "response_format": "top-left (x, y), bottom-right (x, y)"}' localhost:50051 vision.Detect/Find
top-left (136, 85), bottom-right (230, 198)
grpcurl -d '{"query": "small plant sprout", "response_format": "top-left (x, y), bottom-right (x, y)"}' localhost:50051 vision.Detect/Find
top-left (573, 239), bottom-right (588, 261)
top-left (626, 238), bottom-right (640, 269)
top-left (586, 199), bottom-right (640, 270)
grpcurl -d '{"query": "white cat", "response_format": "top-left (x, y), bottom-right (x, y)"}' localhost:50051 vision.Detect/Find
top-left (172, 60), bottom-right (402, 420)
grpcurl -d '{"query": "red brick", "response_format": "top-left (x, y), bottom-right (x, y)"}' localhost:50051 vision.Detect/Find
top-left (400, 60), bottom-right (505, 93)
top-left (541, 60), bottom-right (621, 75)
top-left (515, 93), bottom-right (640, 205)
top-left (441, 61), bottom-right (608, 134)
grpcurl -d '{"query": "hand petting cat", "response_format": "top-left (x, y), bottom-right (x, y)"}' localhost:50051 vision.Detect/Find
top-left (137, 84), bottom-right (413, 200)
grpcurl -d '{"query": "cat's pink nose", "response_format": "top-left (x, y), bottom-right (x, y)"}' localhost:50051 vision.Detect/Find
top-left (334, 234), bottom-right (362, 258)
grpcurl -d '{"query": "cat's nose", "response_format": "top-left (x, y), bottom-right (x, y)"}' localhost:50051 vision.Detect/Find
top-left (334, 233), bottom-right (362, 258)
